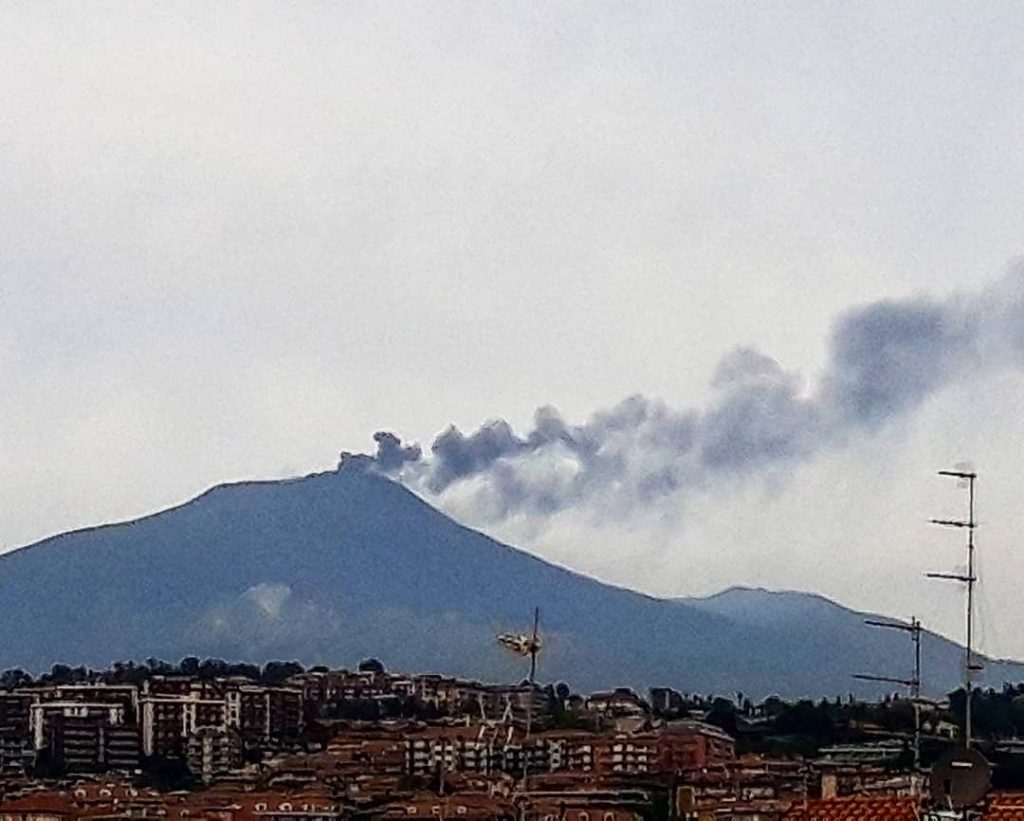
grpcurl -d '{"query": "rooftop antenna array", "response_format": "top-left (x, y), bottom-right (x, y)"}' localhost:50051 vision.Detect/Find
top-left (854, 466), bottom-right (991, 816)
top-left (497, 607), bottom-right (542, 791)
top-left (852, 616), bottom-right (923, 772)
top-left (496, 606), bottom-right (542, 693)
top-left (927, 467), bottom-right (980, 748)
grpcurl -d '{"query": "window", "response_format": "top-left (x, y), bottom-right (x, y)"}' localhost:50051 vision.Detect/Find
top-left (406, 807), bottom-right (417, 815)
top-left (255, 803), bottom-right (267, 812)
top-left (279, 804), bottom-right (292, 812)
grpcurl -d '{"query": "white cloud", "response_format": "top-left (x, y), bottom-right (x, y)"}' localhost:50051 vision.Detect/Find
top-left (242, 583), bottom-right (291, 620)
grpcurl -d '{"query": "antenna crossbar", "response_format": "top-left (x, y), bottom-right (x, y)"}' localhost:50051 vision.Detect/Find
top-left (926, 573), bottom-right (976, 583)
top-left (928, 468), bottom-right (978, 749)
top-left (931, 518), bottom-right (975, 529)
top-left (864, 619), bottom-right (918, 633)
top-left (852, 673), bottom-right (917, 687)
top-left (853, 616), bottom-right (923, 773)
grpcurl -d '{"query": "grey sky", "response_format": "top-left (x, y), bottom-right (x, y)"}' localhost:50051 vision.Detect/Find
top-left (3, 3), bottom-right (1024, 657)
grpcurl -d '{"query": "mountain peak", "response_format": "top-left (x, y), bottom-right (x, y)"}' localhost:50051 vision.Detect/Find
top-left (0, 471), bottom-right (1016, 698)
top-left (683, 585), bottom-right (868, 625)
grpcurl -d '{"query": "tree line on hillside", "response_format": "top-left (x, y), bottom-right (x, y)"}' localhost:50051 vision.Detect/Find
top-left (0, 657), bottom-right (310, 688)
top-left (665, 684), bottom-right (1024, 763)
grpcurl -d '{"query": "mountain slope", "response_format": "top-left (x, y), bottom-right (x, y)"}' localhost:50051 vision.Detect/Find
top-left (682, 586), bottom-right (1021, 699)
top-left (1, 463), bottom-right (1018, 698)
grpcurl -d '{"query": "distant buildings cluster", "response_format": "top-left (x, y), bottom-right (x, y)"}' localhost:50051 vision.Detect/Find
top-left (0, 667), bottom-right (735, 784)
top-left (0, 662), bottom-right (1016, 819)
top-left (0, 677), bottom-right (302, 779)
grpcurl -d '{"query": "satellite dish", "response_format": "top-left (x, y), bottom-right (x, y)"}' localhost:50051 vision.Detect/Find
top-left (929, 747), bottom-right (991, 810)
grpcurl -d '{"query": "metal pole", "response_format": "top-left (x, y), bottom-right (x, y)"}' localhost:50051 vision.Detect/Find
top-left (526, 607), bottom-right (539, 739)
top-left (529, 607), bottom-right (539, 684)
top-left (965, 475), bottom-right (975, 748)
top-left (930, 469), bottom-right (979, 750)
top-left (523, 607), bottom-right (539, 793)
top-left (912, 617), bottom-right (921, 774)
top-left (854, 616), bottom-right (924, 777)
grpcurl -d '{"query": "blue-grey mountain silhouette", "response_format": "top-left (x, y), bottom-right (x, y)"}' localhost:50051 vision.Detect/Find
top-left (2, 461), bottom-right (1018, 698)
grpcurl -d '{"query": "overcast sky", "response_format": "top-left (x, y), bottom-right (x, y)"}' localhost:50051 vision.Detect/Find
top-left (4, 2), bottom-right (1024, 659)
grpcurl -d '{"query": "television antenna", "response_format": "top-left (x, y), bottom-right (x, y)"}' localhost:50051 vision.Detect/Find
top-left (927, 467), bottom-right (980, 747)
top-left (853, 616), bottom-right (923, 772)
top-left (497, 607), bottom-right (542, 790)
top-left (497, 606), bottom-right (542, 685)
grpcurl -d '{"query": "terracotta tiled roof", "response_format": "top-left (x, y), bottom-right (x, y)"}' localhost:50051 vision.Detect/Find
top-left (990, 791), bottom-right (1024, 806)
top-left (986, 791), bottom-right (1024, 819)
top-left (783, 796), bottom-right (919, 820)
top-left (0, 792), bottom-right (76, 813)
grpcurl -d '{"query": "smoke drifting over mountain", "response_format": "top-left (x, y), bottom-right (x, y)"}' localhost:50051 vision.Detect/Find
top-left (354, 270), bottom-right (1023, 524)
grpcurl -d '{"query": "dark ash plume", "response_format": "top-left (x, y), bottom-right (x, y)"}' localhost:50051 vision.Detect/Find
top-left (372, 431), bottom-right (422, 472)
top-left (823, 297), bottom-right (978, 427)
top-left (351, 270), bottom-right (1022, 522)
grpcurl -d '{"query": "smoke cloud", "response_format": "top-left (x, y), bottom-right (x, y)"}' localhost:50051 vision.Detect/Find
top-left (349, 270), bottom-right (1022, 525)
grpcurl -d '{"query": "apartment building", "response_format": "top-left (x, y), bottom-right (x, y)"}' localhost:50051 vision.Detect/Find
top-left (185, 725), bottom-right (243, 784)
top-left (140, 678), bottom-right (302, 758)
top-left (290, 670), bottom-right (390, 705)
top-left (30, 702), bottom-right (139, 774)
top-left (231, 685), bottom-right (304, 747)
top-left (596, 735), bottom-right (657, 776)
top-left (656, 720), bottom-right (736, 772)
top-left (140, 692), bottom-right (228, 758)
top-left (49, 685), bottom-right (139, 721)
top-left (0, 693), bottom-right (35, 774)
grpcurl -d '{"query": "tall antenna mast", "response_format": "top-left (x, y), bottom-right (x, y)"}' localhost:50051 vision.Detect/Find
top-left (496, 607), bottom-right (544, 716)
top-left (524, 607), bottom-right (540, 793)
top-left (496, 606), bottom-right (543, 786)
top-left (525, 606), bottom-right (540, 741)
top-left (529, 606), bottom-right (540, 688)
top-left (927, 468), bottom-right (979, 748)
top-left (853, 616), bottom-right (923, 772)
